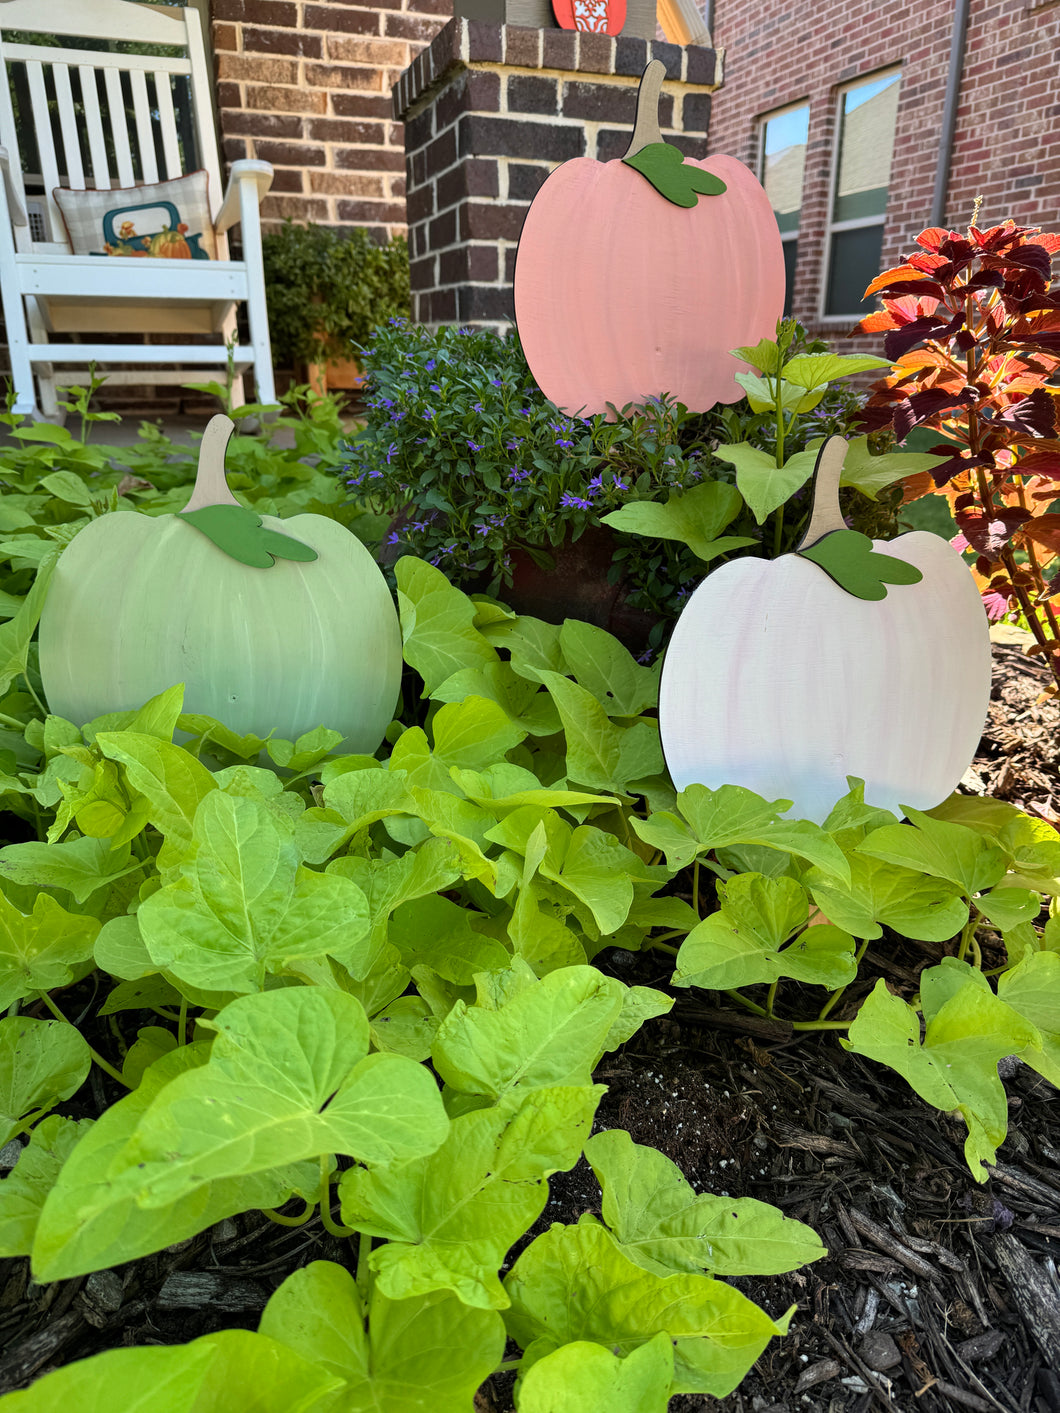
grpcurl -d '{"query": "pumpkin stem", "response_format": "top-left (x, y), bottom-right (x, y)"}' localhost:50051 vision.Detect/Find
top-left (622, 59), bottom-right (666, 159)
top-left (183, 414), bottom-right (241, 512)
top-left (796, 436), bottom-right (849, 550)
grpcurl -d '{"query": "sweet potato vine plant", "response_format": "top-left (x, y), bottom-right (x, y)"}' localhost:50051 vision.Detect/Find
top-left (855, 220), bottom-right (1060, 689)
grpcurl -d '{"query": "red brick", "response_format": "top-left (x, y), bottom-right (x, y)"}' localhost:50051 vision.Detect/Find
top-left (243, 27), bottom-right (323, 58)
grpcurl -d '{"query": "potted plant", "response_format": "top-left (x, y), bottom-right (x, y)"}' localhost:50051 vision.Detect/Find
top-left (262, 222), bottom-right (410, 398)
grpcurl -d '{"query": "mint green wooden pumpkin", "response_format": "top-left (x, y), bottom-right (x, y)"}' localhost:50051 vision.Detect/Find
top-left (39, 416), bottom-right (402, 753)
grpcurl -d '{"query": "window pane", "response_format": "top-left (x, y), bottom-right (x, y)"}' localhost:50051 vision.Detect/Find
top-left (834, 72), bottom-right (899, 223)
top-left (825, 224), bottom-right (884, 317)
top-left (761, 105), bottom-right (808, 235)
top-left (782, 238), bottom-right (797, 317)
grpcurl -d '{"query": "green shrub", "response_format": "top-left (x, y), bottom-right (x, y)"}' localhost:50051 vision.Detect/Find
top-left (262, 222), bottom-right (410, 367)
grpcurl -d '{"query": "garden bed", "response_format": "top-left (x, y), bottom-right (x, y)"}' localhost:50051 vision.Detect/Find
top-left (0, 645), bottom-right (1055, 1411)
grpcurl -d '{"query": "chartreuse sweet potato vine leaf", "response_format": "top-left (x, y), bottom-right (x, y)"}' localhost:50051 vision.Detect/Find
top-left (517, 1333), bottom-right (674, 1413)
top-left (0, 891), bottom-right (99, 1007)
top-left (396, 556), bottom-right (499, 695)
top-left (96, 731), bottom-right (216, 865)
top-left (339, 1085), bottom-right (602, 1309)
top-left (0, 1328), bottom-right (342, 1413)
top-left (634, 783), bottom-right (849, 880)
top-left (259, 1261), bottom-right (506, 1413)
top-left (997, 952), bottom-right (1060, 1088)
top-left (503, 1222), bottom-right (792, 1399)
top-left (178, 503), bottom-right (318, 569)
top-left (842, 963), bottom-right (1041, 1181)
top-left (137, 790), bottom-right (371, 994)
top-left (798, 530), bottom-right (924, 602)
top-left (858, 808), bottom-right (1008, 897)
top-left (803, 855), bottom-right (969, 942)
top-left (0, 1016), bottom-right (90, 1148)
top-left (673, 873), bottom-right (857, 993)
top-left (622, 142), bottom-right (726, 206)
top-left (0, 835), bottom-right (143, 905)
top-left (601, 482), bottom-right (754, 566)
top-left (584, 1130), bottom-right (826, 1278)
top-left (0, 1115), bottom-right (89, 1259)
top-left (31, 1043), bottom-right (316, 1282)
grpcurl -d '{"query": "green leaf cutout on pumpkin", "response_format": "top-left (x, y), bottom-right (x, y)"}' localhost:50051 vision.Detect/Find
top-left (797, 530), bottom-right (923, 601)
top-left (621, 143), bottom-right (727, 208)
top-left (178, 504), bottom-right (318, 569)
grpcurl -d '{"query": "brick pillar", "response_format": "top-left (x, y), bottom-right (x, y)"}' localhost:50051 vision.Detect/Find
top-left (393, 19), bottom-right (722, 327)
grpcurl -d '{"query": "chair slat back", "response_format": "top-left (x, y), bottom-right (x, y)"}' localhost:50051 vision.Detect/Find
top-left (0, 3), bottom-right (222, 254)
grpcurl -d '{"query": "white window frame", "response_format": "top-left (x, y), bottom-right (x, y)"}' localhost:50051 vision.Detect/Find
top-left (819, 66), bottom-right (901, 324)
top-left (757, 99), bottom-right (809, 298)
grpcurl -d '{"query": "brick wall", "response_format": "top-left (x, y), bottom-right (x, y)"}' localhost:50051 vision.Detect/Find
top-left (704, 0), bottom-right (1060, 348)
top-left (209, 0), bottom-right (453, 235)
top-left (395, 18), bottom-right (721, 326)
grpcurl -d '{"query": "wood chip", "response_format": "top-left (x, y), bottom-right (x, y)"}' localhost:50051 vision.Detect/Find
top-left (847, 1206), bottom-right (938, 1279)
top-left (989, 1233), bottom-right (1060, 1371)
top-left (793, 1358), bottom-right (841, 1393)
top-left (156, 1272), bottom-right (269, 1313)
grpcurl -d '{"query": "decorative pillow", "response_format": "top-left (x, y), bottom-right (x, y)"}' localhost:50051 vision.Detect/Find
top-left (52, 171), bottom-right (216, 260)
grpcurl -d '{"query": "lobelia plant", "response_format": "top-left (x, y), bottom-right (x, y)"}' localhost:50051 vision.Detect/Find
top-left (855, 219), bottom-right (1060, 689)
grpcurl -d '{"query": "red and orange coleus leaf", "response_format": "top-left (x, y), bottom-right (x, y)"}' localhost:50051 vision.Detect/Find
top-left (1022, 515), bottom-right (1060, 556)
top-left (956, 506), bottom-right (1030, 560)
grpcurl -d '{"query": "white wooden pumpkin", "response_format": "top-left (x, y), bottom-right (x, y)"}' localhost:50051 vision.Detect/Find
top-left (659, 437), bottom-right (992, 823)
top-left (39, 416), bottom-right (402, 753)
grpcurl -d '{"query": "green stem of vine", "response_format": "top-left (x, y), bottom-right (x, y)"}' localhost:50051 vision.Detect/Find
top-left (319, 1156), bottom-right (357, 1240)
top-left (356, 1229), bottom-right (374, 1304)
top-left (38, 991), bottom-right (130, 1088)
top-left (816, 939), bottom-right (871, 1022)
top-left (178, 996), bottom-right (188, 1048)
top-left (727, 990), bottom-right (769, 1017)
top-left (956, 907), bottom-right (980, 964)
top-left (262, 1198), bottom-right (316, 1228)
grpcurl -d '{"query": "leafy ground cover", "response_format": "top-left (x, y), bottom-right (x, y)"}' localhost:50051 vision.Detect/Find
top-left (0, 370), bottom-right (1056, 1408)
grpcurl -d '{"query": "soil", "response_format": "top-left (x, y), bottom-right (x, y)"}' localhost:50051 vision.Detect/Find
top-left (0, 643), bottom-right (1058, 1409)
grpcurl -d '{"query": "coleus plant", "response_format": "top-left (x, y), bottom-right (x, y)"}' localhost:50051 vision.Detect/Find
top-left (855, 220), bottom-right (1060, 689)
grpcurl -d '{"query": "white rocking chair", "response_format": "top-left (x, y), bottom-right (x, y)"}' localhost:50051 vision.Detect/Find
top-left (0, 0), bottom-right (275, 419)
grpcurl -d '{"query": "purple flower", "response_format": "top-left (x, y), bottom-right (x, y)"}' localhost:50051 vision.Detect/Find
top-left (506, 439), bottom-right (522, 451)
top-left (555, 437), bottom-right (575, 449)
top-left (561, 492), bottom-right (592, 511)
top-left (429, 384), bottom-right (441, 393)
top-left (385, 531), bottom-right (401, 545)
top-left (425, 359), bottom-right (436, 371)
top-left (467, 440), bottom-right (482, 453)
top-left (508, 467), bottom-right (529, 482)
top-left (473, 402), bottom-right (483, 413)
top-left (490, 379), bottom-right (503, 387)
top-left (612, 475), bottom-right (628, 491)
top-left (411, 519), bottom-right (429, 532)
top-left (586, 476), bottom-right (604, 495)
top-left (637, 647), bottom-right (655, 665)
top-left (385, 442), bottom-right (398, 464)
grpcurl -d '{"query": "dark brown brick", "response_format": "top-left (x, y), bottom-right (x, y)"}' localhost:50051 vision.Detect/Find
top-left (459, 284), bottom-right (514, 321)
top-left (213, 24), bottom-right (238, 51)
top-left (411, 256), bottom-right (437, 291)
top-left (507, 162), bottom-right (550, 202)
top-left (466, 70), bottom-right (502, 112)
top-left (406, 181), bottom-right (434, 224)
top-left (467, 243), bottom-right (498, 282)
top-left (685, 45), bottom-right (718, 86)
top-left (336, 200), bottom-right (408, 222)
top-left (411, 150), bottom-right (428, 186)
top-left (434, 73), bottom-right (470, 133)
top-left (307, 117), bottom-right (387, 144)
top-left (412, 225), bottom-right (428, 258)
top-left (264, 195), bottom-right (329, 222)
top-left (304, 5), bottom-right (379, 35)
top-left (682, 94), bottom-right (713, 133)
top-left (334, 146), bottom-right (406, 172)
top-left (646, 40), bottom-right (682, 80)
top-left (424, 126), bottom-right (458, 174)
top-left (438, 246), bottom-right (469, 285)
top-left (392, 175), bottom-right (406, 198)
top-left (578, 33), bottom-right (613, 75)
top-left (508, 74), bottom-right (558, 116)
top-left (458, 114), bottom-right (585, 162)
top-left (222, 137), bottom-right (250, 163)
top-left (224, 111), bottom-right (304, 140)
top-left (243, 26), bottom-right (322, 57)
top-left (613, 35), bottom-right (648, 77)
top-left (465, 20), bottom-right (504, 62)
top-left (384, 12), bottom-right (444, 43)
top-left (405, 106), bottom-right (435, 151)
top-left (561, 80), bottom-right (635, 124)
top-left (435, 163), bottom-right (467, 209)
top-left (211, 0), bottom-right (245, 21)
top-left (464, 157), bottom-right (499, 198)
top-left (460, 200), bottom-right (525, 241)
top-left (428, 288), bottom-right (458, 323)
top-left (504, 245), bottom-right (517, 282)
top-left (268, 167), bottom-right (305, 193)
top-left (332, 94), bottom-right (395, 120)
top-left (504, 26), bottom-right (541, 69)
top-left (216, 83), bottom-right (242, 109)
top-left (253, 139), bottom-right (327, 167)
top-left (243, 0), bottom-right (298, 23)
top-left (429, 208), bottom-right (457, 248)
top-left (542, 28), bottom-right (577, 71)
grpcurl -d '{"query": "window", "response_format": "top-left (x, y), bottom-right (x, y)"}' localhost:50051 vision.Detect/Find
top-left (759, 103), bottom-right (808, 318)
top-left (823, 70), bottom-right (900, 319)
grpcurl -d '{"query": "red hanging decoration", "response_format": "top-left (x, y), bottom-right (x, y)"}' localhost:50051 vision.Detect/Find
top-left (551, 0), bottom-right (627, 34)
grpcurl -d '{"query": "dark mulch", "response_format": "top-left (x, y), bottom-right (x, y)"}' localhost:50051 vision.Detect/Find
top-left (1, 642), bottom-right (1058, 1409)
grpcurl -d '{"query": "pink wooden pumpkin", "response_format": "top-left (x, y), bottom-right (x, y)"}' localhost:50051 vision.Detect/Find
top-left (513, 60), bottom-right (785, 417)
top-left (552, 0), bottom-right (627, 33)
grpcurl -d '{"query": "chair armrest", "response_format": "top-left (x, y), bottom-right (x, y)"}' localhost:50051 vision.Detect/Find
top-left (0, 147), bottom-right (28, 228)
top-left (215, 159), bottom-right (273, 235)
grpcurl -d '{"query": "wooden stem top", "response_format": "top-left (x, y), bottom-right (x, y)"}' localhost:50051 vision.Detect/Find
top-left (622, 59), bottom-right (666, 160)
top-left (183, 414), bottom-right (240, 512)
top-left (796, 436), bottom-right (849, 550)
